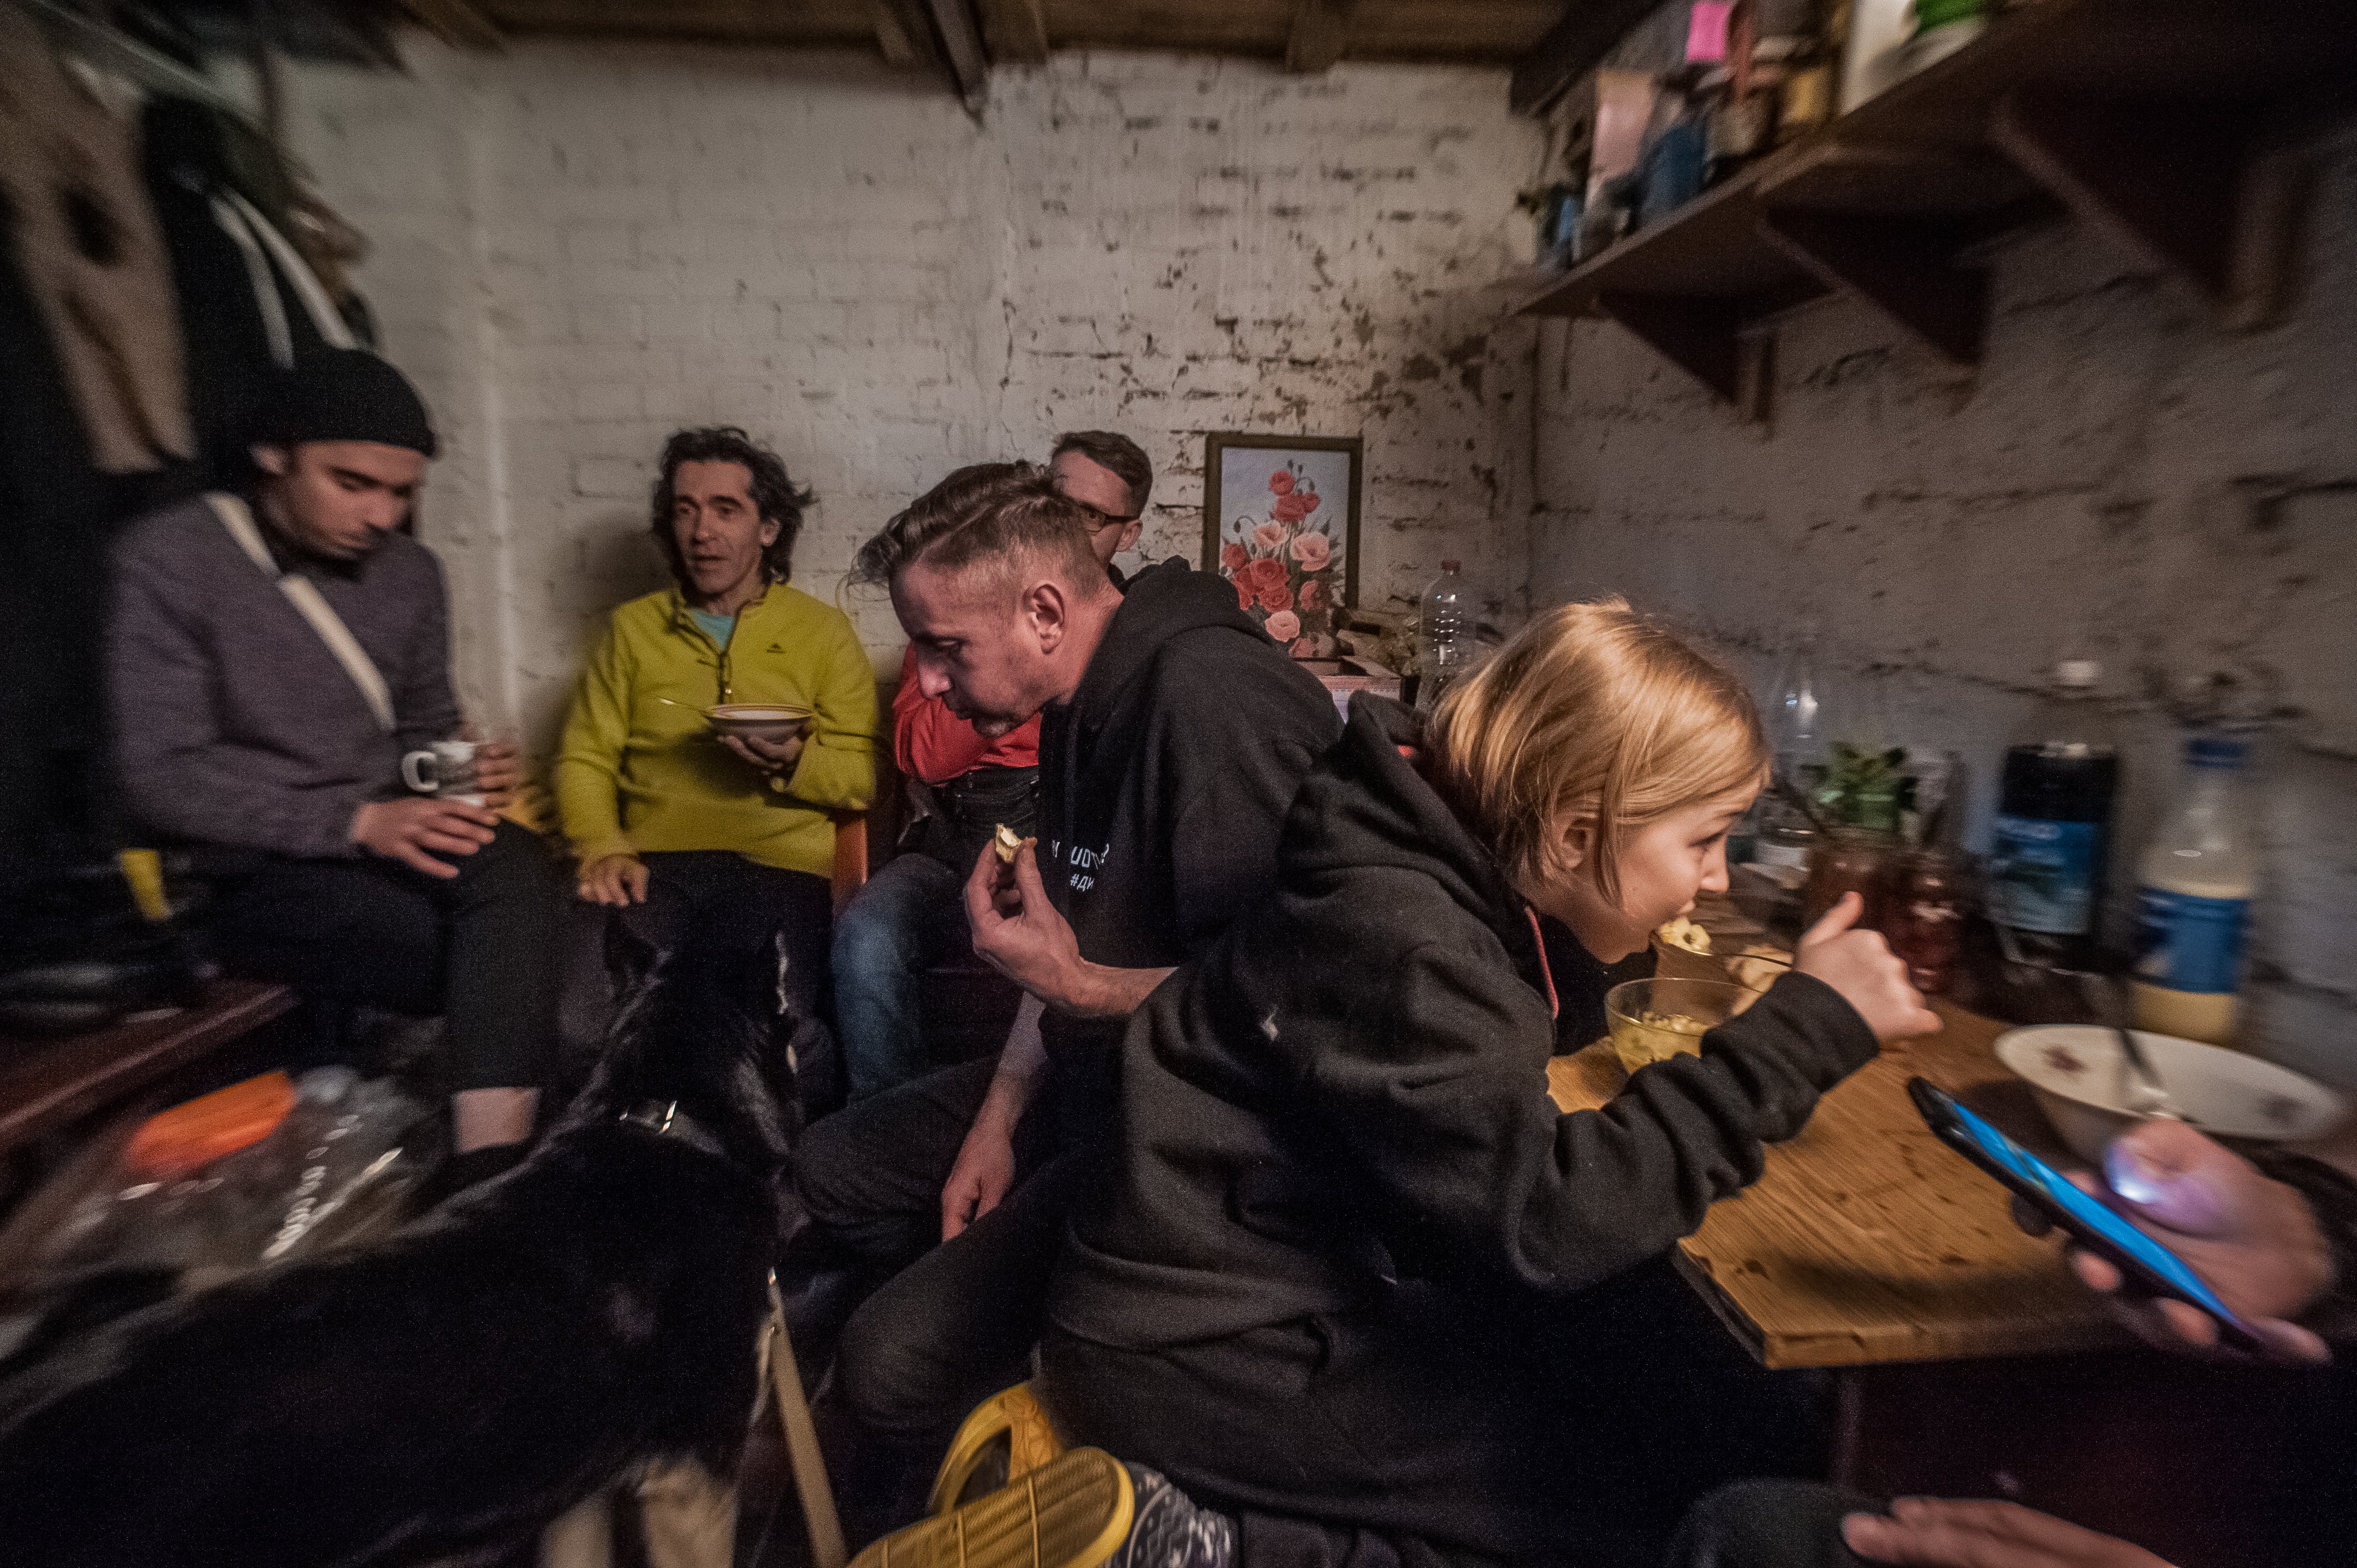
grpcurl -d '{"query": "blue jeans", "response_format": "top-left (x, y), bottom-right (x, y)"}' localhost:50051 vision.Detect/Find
top-left (830, 850), bottom-right (970, 1102)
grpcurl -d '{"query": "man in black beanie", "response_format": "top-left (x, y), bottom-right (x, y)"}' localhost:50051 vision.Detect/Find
top-left (106, 349), bottom-right (562, 1189)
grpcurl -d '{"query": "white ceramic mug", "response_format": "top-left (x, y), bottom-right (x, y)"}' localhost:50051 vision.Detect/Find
top-left (402, 739), bottom-right (484, 804)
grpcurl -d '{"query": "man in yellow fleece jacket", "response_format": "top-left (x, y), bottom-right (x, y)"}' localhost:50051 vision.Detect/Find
top-left (557, 427), bottom-right (876, 1096)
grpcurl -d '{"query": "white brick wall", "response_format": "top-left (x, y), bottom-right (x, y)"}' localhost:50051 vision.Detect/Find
top-left (276, 35), bottom-right (2354, 1075)
top-left (1529, 122), bottom-right (2357, 1082)
top-left (283, 40), bottom-right (1541, 746)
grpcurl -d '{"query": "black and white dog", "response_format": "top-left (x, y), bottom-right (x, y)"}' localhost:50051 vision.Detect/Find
top-left (0, 938), bottom-right (807, 1566)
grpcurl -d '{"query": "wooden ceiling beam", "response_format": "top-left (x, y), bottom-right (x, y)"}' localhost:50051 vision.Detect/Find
top-left (400, 0), bottom-right (502, 49)
top-left (1286, 0), bottom-right (1355, 72)
top-left (870, 0), bottom-right (928, 64)
top-left (1510, 0), bottom-right (1661, 114)
top-left (975, 0), bottom-right (1047, 63)
top-left (871, 0), bottom-right (990, 108)
top-left (924, 0), bottom-right (991, 103)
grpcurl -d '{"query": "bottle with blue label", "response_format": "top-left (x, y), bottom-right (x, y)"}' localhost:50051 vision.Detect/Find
top-left (2131, 734), bottom-right (2256, 1046)
top-left (1988, 661), bottom-right (2119, 968)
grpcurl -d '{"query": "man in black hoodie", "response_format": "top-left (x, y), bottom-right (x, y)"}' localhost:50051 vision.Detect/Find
top-left (792, 462), bottom-right (1340, 1526)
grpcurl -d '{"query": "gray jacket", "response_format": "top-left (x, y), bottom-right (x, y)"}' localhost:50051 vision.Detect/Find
top-left (107, 493), bottom-right (461, 859)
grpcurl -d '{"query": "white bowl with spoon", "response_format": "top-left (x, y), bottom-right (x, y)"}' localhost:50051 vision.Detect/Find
top-left (1994, 1024), bottom-right (2345, 1162)
top-left (704, 703), bottom-right (811, 744)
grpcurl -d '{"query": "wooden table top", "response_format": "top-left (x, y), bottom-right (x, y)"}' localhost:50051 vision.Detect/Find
top-left (0, 979), bottom-right (297, 1157)
top-left (1550, 914), bottom-right (2128, 1370)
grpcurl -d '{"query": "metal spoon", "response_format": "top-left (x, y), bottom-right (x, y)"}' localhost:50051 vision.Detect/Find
top-left (2114, 1025), bottom-right (2186, 1121)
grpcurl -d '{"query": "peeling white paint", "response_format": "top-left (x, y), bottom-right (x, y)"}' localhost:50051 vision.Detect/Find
top-left (1530, 123), bottom-right (2357, 1082)
top-left (281, 42), bottom-right (1543, 752)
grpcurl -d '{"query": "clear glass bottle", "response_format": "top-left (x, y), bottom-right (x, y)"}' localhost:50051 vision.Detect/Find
top-left (1749, 636), bottom-right (1825, 881)
top-left (1417, 560), bottom-right (1471, 710)
top-left (1769, 633), bottom-right (1827, 784)
top-left (2130, 734), bottom-right (2257, 1046)
top-left (1987, 660), bottom-right (2121, 969)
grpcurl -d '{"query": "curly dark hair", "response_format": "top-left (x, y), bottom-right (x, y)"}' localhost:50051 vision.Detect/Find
top-left (649, 427), bottom-right (815, 586)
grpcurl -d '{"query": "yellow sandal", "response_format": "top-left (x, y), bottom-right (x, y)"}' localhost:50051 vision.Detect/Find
top-left (852, 1447), bottom-right (1133, 1568)
top-left (929, 1383), bottom-right (1070, 1518)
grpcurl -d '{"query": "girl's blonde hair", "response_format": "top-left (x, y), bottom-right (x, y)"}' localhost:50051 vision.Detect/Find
top-left (1428, 597), bottom-right (1768, 905)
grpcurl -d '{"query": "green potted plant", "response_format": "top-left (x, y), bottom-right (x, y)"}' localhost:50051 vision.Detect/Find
top-left (1815, 742), bottom-right (1917, 834)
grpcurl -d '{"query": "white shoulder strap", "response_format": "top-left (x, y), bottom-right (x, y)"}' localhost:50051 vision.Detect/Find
top-left (205, 493), bottom-right (397, 734)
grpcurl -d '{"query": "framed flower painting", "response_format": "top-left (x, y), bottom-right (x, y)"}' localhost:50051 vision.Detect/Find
top-left (1201, 432), bottom-right (1363, 659)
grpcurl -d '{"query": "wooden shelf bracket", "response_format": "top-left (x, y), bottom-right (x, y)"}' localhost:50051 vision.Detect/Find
top-left (1758, 208), bottom-right (1989, 367)
top-left (1993, 91), bottom-right (2307, 329)
top-left (1596, 292), bottom-right (1741, 403)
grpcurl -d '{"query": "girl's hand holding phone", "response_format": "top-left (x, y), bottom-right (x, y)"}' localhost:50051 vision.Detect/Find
top-left (1794, 892), bottom-right (1941, 1043)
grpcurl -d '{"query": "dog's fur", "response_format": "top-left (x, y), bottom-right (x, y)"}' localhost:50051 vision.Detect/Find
top-left (0, 937), bottom-right (805, 1567)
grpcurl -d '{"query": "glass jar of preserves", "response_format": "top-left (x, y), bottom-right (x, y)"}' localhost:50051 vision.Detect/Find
top-left (1885, 847), bottom-right (1968, 995)
top-left (1800, 827), bottom-right (1896, 932)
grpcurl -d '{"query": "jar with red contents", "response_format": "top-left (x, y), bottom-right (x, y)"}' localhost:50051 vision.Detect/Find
top-left (1800, 827), bottom-right (1896, 932)
top-left (1885, 847), bottom-right (1969, 995)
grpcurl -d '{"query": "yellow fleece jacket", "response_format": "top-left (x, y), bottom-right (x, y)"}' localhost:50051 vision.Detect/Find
top-left (555, 584), bottom-right (877, 878)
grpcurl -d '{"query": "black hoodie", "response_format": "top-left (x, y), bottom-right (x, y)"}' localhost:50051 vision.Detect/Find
top-left (1035, 559), bottom-right (1342, 1106)
top-left (1049, 695), bottom-right (1879, 1351)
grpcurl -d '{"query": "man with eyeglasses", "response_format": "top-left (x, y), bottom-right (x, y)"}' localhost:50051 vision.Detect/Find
top-left (828, 432), bottom-right (1159, 1105)
top-left (1048, 430), bottom-right (1150, 585)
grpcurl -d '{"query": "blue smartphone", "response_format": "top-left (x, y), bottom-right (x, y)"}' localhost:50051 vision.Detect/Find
top-left (1907, 1077), bottom-right (2264, 1350)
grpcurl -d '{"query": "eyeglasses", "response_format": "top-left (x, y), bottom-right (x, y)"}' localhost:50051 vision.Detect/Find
top-left (1072, 501), bottom-right (1140, 530)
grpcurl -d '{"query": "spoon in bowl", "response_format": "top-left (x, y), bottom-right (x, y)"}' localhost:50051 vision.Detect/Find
top-left (2114, 1025), bottom-right (2186, 1121)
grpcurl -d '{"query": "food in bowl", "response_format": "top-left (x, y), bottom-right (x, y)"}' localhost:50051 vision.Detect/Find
top-left (1624, 1009), bottom-right (1710, 1055)
top-left (706, 703), bottom-right (812, 744)
top-left (1994, 1024), bottom-right (2346, 1163)
top-left (1605, 978), bottom-right (1754, 1073)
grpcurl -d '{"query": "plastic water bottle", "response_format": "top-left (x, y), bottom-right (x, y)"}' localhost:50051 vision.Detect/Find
top-left (2130, 734), bottom-right (2257, 1046)
top-left (1988, 660), bottom-right (2119, 969)
top-left (1418, 560), bottom-right (1471, 709)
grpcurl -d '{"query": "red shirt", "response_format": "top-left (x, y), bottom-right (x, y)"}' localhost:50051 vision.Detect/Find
top-left (892, 646), bottom-right (1042, 785)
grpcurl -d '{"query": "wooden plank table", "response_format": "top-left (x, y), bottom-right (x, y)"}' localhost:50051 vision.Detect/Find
top-left (1546, 904), bottom-right (2343, 1565)
top-left (1550, 995), bottom-right (2122, 1369)
top-left (0, 979), bottom-right (297, 1158)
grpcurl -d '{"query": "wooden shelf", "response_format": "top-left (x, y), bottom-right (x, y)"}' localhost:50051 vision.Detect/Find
top-left (0, 980), bottom-right (296, 1157)
top-left (1516, 0), bottom-right (2357, 405)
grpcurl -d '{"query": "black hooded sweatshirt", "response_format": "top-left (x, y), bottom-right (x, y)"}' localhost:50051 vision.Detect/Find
top-left (1035, 559), bottom-right (1342, 1112)
top-left (1050, 695), bottom-right (1880, 1352)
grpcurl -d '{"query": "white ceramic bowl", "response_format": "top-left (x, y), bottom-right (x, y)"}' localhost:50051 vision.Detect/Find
top-left (706, 703), bottom-right (811, 743)
top-left (1994, 1024), bottom-right (2346, 1162)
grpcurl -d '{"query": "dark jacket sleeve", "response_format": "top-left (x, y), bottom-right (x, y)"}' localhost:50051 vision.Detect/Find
top-left (2248, 1151), bottom-right (2357, 1317)
top-left (1160, 641), bottom-right (1340, 957)
top-left (1309, 950), bottom-right (1879, 1296)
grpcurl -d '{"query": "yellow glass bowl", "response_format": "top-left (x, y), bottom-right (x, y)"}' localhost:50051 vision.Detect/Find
top-left (1605, 978), bottom-right (1753, 1074)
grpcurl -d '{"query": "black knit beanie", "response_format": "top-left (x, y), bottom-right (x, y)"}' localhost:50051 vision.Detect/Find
top-left (255, 348), bottom-right (439, 458)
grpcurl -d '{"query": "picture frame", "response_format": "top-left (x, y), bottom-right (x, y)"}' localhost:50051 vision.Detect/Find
top-left (1201, 432), bottom-right (1363, 658)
